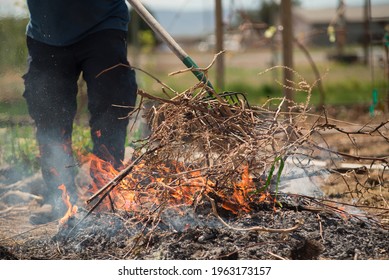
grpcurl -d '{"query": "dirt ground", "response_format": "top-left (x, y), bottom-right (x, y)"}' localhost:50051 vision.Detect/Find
top-left (0, 106), bottom-right (388, 260)
top-left (0, 196), bottom-right (388, 260)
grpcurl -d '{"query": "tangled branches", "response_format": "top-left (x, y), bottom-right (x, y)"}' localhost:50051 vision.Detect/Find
top-left (138, 85), bottom-right (311, 186)
top-left (84, 63), bottom-right (389, 234)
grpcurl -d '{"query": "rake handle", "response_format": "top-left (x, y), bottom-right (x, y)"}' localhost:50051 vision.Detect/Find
top-left (127, 0), bottom-right (213, 88)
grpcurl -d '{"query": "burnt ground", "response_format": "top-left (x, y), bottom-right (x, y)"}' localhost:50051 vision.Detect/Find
top-left (1, 108), bottom-right (389, 260)
top-left (0, 191), bottom-right (388, 260)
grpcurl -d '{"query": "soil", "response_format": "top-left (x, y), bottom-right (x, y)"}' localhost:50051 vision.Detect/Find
top-left (0, 200), bottom-right (388, 260)
top-left (0, 107), bottom-right (388, 260)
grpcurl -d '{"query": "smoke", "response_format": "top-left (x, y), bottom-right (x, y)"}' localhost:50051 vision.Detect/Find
top-left (277, 155), bottom-right (329, 198)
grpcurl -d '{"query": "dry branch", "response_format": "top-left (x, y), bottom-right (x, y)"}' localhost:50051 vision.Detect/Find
top-left (207, 195), bottom-right (303, 233)
top-left (83, 63), bottom-right (389, 234)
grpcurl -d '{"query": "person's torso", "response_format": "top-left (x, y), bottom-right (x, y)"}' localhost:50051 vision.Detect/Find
top-left (26, 0), bottom-right (129, 46)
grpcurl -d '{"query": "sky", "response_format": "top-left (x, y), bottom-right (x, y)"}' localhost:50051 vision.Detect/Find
top-left (1, 0), bottom-right (388, 17)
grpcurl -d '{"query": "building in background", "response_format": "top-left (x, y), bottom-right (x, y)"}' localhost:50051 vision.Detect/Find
top-left (294, 3), bottom-right (389, 47)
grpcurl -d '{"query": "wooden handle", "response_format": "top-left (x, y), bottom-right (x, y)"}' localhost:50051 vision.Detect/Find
top-left (127, 0), bottom-right (214, 89)
top-left (127, 0), bottom-right (188, 61)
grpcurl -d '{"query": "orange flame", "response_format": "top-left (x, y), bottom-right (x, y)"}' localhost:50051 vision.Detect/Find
top-left (58, 184), bottom-right (78, 226)
top-left (77, 152), bottom-right (275, 216)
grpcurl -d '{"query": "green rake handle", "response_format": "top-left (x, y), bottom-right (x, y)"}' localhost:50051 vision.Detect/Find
top-left (127, 0), bottom-right (214, 90)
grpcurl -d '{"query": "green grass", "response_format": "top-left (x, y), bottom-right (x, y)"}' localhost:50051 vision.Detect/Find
top-left (0, 124), bottom-right (39, 175)
top-left (0, 123), bottom-right (96, 176)
top-left (1, 41), bottom-right (388, 173)
top-left (0, 18), bottom-right (29, 71)
top-left (1, 59), bottom-right (386, 116)
top-left (0, 99), bottom-right (28, 116)
top-left (310, 81), bottom-right (387, 105)
top-left (1, 17), bottom-right (387, 180)
top-left (134, 58), bottom-right (387, 107)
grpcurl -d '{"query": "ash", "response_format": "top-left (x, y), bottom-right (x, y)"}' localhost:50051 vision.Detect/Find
top-left (5, 197), bottom-right (389, 260)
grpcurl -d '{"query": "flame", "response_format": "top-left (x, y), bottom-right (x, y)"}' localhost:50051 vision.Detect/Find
top-left (58, 184), bottom-right (78, 226)
top-left (76, 153), bottom-right (275, 217)
top-left (232, 165), bottom-right (254, 212)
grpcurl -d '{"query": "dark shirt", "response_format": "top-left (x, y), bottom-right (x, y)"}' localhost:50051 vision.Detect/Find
top-left (26, 0), bottom-right (130, 46)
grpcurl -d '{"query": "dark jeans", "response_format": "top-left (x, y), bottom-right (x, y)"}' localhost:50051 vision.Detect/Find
top-left (23, 29), bottom-right (137, 204)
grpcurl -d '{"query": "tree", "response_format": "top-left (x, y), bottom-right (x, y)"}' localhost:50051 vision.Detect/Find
top-left (281, 0), bottom-right (294, 109)
top-left (259, 0), bottom-right (279, 25)
top-left (127, 7), bottom-right (160, 48)
top-left (258, 0), bottom-right (300, 26)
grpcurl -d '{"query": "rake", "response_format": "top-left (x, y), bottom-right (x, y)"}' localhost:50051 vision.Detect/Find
top-left (127, 0), bottom-right (250, 109)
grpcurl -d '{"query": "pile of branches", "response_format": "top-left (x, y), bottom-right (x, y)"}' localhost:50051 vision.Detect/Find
top-left (137, 85), bottom-right (310, 186)
top-left (83, 64), bottom-right (389, 234)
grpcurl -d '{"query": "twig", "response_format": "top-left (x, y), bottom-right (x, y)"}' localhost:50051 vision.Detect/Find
top-left (267, 251), bottom-right (289, 260)
top-left (65, 146), bottom-right (162, 239)
top-left (0, 221), bottom-right (58, 243)
top-left (137, 89), bottom-right (180, 105)
top-left (122, 204), bottom-right (165, 258)
top-left (317, 214), bottom-right (324, 241)
top-left (0, 207), bottom-right (14, 216)
top-left (96, 63), bottom-right (177, 94)
top-left (169, 51), bottom-right (225, 76)
top-left (207, 195), bottom-right (303, 233)
top-left (314, 145), bottom-right (389, 163)
top-left (379, 185), bottom-right (389, 208)
top-left (86, 146), bottom-right (160, 204)
top-left (294, 37), bottom-right (327, 107)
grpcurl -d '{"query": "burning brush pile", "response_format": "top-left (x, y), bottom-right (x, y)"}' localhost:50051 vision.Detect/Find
top-left (83, 75), bottom-right (315, 229)
top-left (1, 66), bottom-right (389, 260)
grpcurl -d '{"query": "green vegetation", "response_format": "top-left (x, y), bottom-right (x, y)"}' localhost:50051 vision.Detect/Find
top-left (0, 18), bottom-right (28, 71)
top-left (0, 124), bottom-right (38, 175)
top-left (226, 79), bottom-right (386, 106)
top-left (0, 99), bottom-right (28, 116)
top-left (0, 123), bottom-right (96, 176)
top-left (0, 18), bottom-right (387, 175)
top-left (72, 124), bottom-right (93, 156)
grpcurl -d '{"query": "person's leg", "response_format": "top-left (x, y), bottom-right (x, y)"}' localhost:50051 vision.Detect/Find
top-left (23, 37), bottom-right (80, 214)
top-left (76, 30), bottom-right (137, 170)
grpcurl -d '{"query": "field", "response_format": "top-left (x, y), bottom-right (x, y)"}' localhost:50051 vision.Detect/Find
top-left (0, 116), bottom-right (388, 260)
top-left (1, 46), bottom-right (388, 173)
top-left (1, 45), bottom-right (389, 260)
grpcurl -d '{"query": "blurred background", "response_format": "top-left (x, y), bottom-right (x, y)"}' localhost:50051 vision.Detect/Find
top-left (1, 0), bottom-right (388, 176)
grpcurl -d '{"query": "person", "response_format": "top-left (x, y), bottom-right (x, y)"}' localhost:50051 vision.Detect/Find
top-left (23, 0), bottom-right (138, 224)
